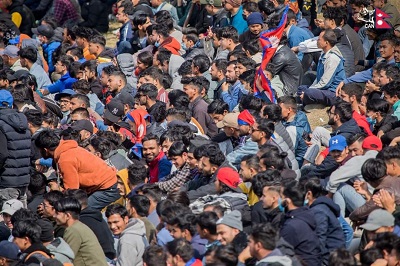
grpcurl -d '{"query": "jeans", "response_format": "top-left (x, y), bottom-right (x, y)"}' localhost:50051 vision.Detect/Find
top-left (298, 85), bottom-right (336, 106)
top-left (333, 183), bottom-right (366, 217)
top-left (338, 215), bottom-right (353, 249)
top-left (87, 183), bottom-right (121, 210)
top-left (303, 126), bottom-right (331, 163)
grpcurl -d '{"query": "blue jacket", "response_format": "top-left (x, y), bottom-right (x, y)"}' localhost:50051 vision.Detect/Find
top-left (118, 21), bottom-right (133, 46)
top-left (310, 46), bottom-right (345, 92)
top-left (280, 206), bottom-right (321, 266)
top-left (221, 80), bottom-right (244, 111)
top-left (42, 41), bottom-right (61, 73)
top-left (288, 25), bottom-right (311, 61)
top-left (310, 197), bottom-right (345, 264)
top-left (229, 5), bottom-right (248, 35)
top-left (282, 111), bottom-right (311, 166)
top-left (226, 136), bottom-right (258, 168)
top-left (46, 72), bottom-right (77, 94)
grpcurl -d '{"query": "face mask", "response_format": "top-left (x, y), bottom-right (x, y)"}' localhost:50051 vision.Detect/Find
top-left (366, 116), bottom-right (376, 130)
top-left (304, 199), bottom-right (309, 206)
top-left (155, 41), bottom-right (160, 47)
top-left (181, 42), bottom-right (187, 51)
top-left (278, 198), bottom-right (286, 212)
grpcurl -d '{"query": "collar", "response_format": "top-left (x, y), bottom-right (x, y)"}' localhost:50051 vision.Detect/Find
top-left (148, 151), bottom-right (166, 166)
top-left (185, 258), bottom-right (197, 266)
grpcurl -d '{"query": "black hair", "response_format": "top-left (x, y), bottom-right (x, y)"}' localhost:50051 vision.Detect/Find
top-left (143, 245), bottom-right (167, 266)
top-left (58, 55), bottom-right (74, 70)
top-left (243, 1), bottom-right (259, 12)
top-left (377, 146), bottom-right (400, 163)
top-left (24, 109), bottom-right (43, 127)
top-left (166, 238), bottom-right (194, 262)
top-left (160, 204), bottom-right (192, 225)
top-left (162, 72), bottom-right (172, 89)
top-left (168, 141), bottom-right (188, 157)
top-left (382, 64), bottom-right (400, 81)
top-left (195, 211), bottom-right (218, 235)
top-left (193, 144), bottom-right (208, 160)
top-left (207, 245), bottom-right (238, 265)
top-left (242, 38), bottom-right (261, 55)
top-left (127, 159), bottom-right (148, 185)
top-left (152, 101), bottom-right (167, 123)
top-left (207, 99), bottom-right (229, 115)
top-left (360, 248), bottom-right (384, 266)
top-left (239, 95), bottom-right (262, 113)
top-left (69, 61), bottom-right (82, 78)
top-left (53, 197), bottom-right (81, 219)
top-left (142, 132), bottom-right (160, 145)
top-left (192, 54), bottom-right (210, 73)
top-left (328, 248), bottom-right (358, 266)
top-left (140, 184), bottom-right (164, 203)
top-left (220, 26), bottom-right (239, 43)
top-left (322, 29), bottom-right (339, 47)
top-left (333, 101), bottom-right (353, 123)
top-left (109, 70), bottom-right (127, 84)
top-left (96, 131), bottom-right (122, 147)
top-left (238, 70), bottom-right (255, 89)
top-left (347, 132), bottom-right (367, 146)
top-left (18, 47), bottom-right (38, 62)
top-left (168, 89), bottom-right (190, 108)
top-left (203, 143), bottom-right (225, 166)
top-left (138, 83), bottom-right (158, 100)
top-left (282, 180), bottom-right (305, 207)
top-left (132, 11), bottom-right (150, 28)
top-left (366, 99), bottom-right (390, 115)
top-left (12, 220), bottom-right (41, 243)
top-left (166, 191), bottom-right (190, 207)
top-left (374, 232), bottom-right (399, 257)
top-left (155, 11), bottom-right (174, 30)
top-left (139, 66), bottom-right (163, 84)
top-left (105, 203), bottom-right (129, 218)
top-left (80, 59), bottom-right (97, 74)
top-left (156, 49), bottom-right (172, 66)
top-left (89, 137), bottom-right (116, 159)
top-left (361, 158), bottom-right (387, 184)
top-left (127, 194), bottom-right (150, 217)
top-left (72, 79), bottom-right (91, 94)
top-left (166, 108), bottom-right (191, 123)
top-left (262, 103), bottom-right (282, 122)
top-left (17, 73), bottom-right (38, 90)
top-left (256, 118), bottom-right (275, 139)
top-left (161, 125), bottom-right (192, 146)
top-left (251, 169), bottom-right (282, 197)
top-left (102, 65), bottom-right (119, 75)
top-left (152, 23), bottom-right (170, 38)
top-left (64, 189), bottom-right (88, 208)
top-left (236, 56), bottom-right (256, 70)
top-left (213, 59), bottom-right (228, 72)
top-left (241, 155), bottom-right (261, 172)
top-left (43, 190), bottom-right (64, 207)
top-left (70, 94), bottom-right (90, 108)
top-left (13, 83), bottom-right (35, 103)
top-left (349, 0), bottom-right (370, 7)
top-left (181, 76), bottom-right (203, 94)
top-left (381, 80), bottom-right (400, 99)
top-left (71, 107), bottom-right (90, 119)
top-left (35, 130), bottom-right (60, 151)
top-left (303, 177), bottom-right (328, 198)
top-left (165, 211), bottom-right (196, 237)
top-left (88, 35), bottom-right (106, 46)
top-left (342, 83), bottom-right (363, 102)
top-left (137, 51), bottom-right (153, 69)
top-left (178, 60), bottom-right (193, 77)
top-left (323, 7), bottom-right (346, 27)
top-left (379, 33), bottom-right (397, 47)
top-left (29, 171), bottom-right (47, 195)
top-left (197, 76), bottom-right (210, 96)
top-left (66, 46), bottom-right (83, 59)
top-left (250, 223), bottom-right (277, 250)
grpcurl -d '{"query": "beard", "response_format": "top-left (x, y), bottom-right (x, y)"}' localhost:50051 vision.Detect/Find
top-left (328, 117), bottom-right (335, 126)
top-left (226, 77), bottom-right (237, 84)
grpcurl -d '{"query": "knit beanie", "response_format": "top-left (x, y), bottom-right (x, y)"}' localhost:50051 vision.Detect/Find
top-left (216, 210), bottom-right (243, 231)
top-left (247, 12), bottom-right (264, 26)
top-left (38, 219), bottom-right (54, 242)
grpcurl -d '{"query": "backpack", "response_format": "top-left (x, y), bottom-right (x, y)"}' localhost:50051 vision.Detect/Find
top-left (25, 251), bottom-right (73, 266)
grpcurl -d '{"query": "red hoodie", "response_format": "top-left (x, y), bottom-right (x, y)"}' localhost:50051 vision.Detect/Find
top-left (160, 36), bottom-right (181, 55)
top-left (352, 111), bottom-right (373, 136)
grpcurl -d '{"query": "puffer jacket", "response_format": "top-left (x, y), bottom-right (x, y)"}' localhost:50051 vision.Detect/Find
top-left (7, 0), bottom-right (35, 36)
top-left (42, 40), bottom-right (61, 73)
top-left (46, 237), bottom-right (75, 264)
top-left (268, 45), bottom-right (303, 96)
top-left (0, 108), bottom-right (31, 188)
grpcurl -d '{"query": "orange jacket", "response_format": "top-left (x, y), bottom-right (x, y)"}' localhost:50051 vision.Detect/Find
top-left (54, 140), bottom-right (117, 194)
top-left (160, 36), bottom-right (181, 55)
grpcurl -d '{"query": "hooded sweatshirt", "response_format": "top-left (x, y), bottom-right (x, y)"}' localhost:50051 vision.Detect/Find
top-left (117, 53), bottom-right (137, 93)
top-left (54, 140), bottom-right (117, 194)
top-left (117, 218), bottom-right (147, 266)
top-left (159, 36), bottom-right (181, 55)
top-left (46, 237), bottom-right (75, 264)
top-left (256, 248), bottom-right (293, 266)
top-left (168, 54), bottom-right (184, 90)
top-left (280, 206), bottom-right (321, 266)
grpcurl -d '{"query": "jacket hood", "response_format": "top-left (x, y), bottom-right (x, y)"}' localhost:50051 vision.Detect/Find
top-left (310, 196), bottom-right (341, 217)
top-left (121, 218), bottom-right (146, 237)
top-left (256, 249), bottom-right (292, 266)
top-left (161, 36), bottom-right (181, 55)
top-left (168, 54), bottom-right (185, 76)
top-left (21, 38), bottom-right (40, 50)
top-left (99, 48), bottom-right (116, 59)
top-left (51, 27), bottom-right (64, 43)
top-left (54, 140), bottom-right (78, 160)
top-left (294, 111), bottom-right (310, 128)
top-left (0, 108), bottom-right (29, 132)
top-left (117, 168), bottom-right (131, 196)
top-left (284, 206), bottom-right (316, 230)
top-left (80, 207), bottom-right (104, 222)
top-left (328, 46), bottom-right (343, 59)
top-left (46, 237), bottom-right (75, 260)
top-left (117, 53), bottom-right (135, 77)
top-left (333, 118), bottom-right (360, 136)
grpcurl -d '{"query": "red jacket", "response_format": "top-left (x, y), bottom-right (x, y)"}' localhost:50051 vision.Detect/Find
top-left (160, 36), bottom-right (181, 55)
top-left (352, 111), bottom-right (373, 136)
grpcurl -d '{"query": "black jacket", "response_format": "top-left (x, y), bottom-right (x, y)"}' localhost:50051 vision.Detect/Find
top-left (0, 108), bottom-right (31, 188)
top-left (20, 242), bottom-right (52, 264)
top-left (80, 207), bottom-right (116, 259)
top-left (251, 202), bottom-right (283, 229)
top-left (7, 0), bottom-right (35, 36)
top-left (80, 0), bottom-right (109, 33)
top-left (269, 45), bottom-right (303, 96)
top-left (133, 0), bottom-right (153, 17)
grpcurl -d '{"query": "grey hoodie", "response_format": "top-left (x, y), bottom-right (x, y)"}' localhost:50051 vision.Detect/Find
top-left (168, 54), bottom-right (185, 90)
top-left (117, 218), bottom-right (147, 266)
top-left (256, 248), bottom-right (293, 266)
top-left (46, 237), bottom-right (75, 264)
top-left (117, 53), bottom-right (137, 92)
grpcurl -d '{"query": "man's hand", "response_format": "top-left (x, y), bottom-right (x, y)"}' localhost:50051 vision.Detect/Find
top-left (238, 246), bottom-right (252, 263)
top-left (221, 81), bottom-right (229, 92)
top-left (371, 259), bottom-right (388, 266)
top-left (375, 189), bottom-right (396, 213)
top-left (336, 81), bottom-right (344, 97)
top-left (377, 130), bottom-right (385, 138)
top-left (291, 46), bottom-right (299, 53)
top-left (39, 89), bottom-right (49, 96)
top-left (354, 180), bottom-right (370, 199)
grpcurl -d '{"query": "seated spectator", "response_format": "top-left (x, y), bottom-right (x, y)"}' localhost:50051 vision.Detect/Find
top-left (0, 241), bottom-right (19, 265)
top-left (88, 35), bottom-right (114, 63)
top-left (42, 55), bottom-right (76, 95)
top-left (152, 24), bottom-right (181, 55)
top-left (165, 239), bottom-right (203, 266)
top-left (32, 25), bottom-right (61, 73)
top-left (195, 211), bottom-right (221, 252)
top-left (216, 210), bottom-right (247, 254)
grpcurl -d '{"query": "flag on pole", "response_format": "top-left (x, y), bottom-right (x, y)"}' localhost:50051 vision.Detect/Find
top-left (254, 5), bottom-right (289, 103)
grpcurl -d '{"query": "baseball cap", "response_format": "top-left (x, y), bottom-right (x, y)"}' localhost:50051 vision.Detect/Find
top-left (1, 45), bottom-right (19, 58)
top-left (104, 99), bottom-right (125, 124)
top-left (1, 199), bottom-right (23, 215)
top-left (54, 89), bottom-right (76, 101)
top-left (200, 0), bottom-right (222, 6)
top-left (359, 209), bottom-right (395, 231)
top-left (31, 25), bottom-right (54, 39)
top-left (329, 135), bottom-right (347, 152)
top-left (216, 167), bottom-right (242, 192)
top-left (70, 119), bottom-right (94, 134)
top-left (115, 92), bottom-right (135, 109)
top-left (0, 90), bottom-right (13, 108)
top-left (362, 135), bottom-right (383, 151)
top-left (0, 241), bottom-right (20, 260)
top-left (216, 113), bottom-right (239, 129)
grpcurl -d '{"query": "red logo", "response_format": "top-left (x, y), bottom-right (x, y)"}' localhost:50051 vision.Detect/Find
top-left (375, 8), bottom-right (392, 29)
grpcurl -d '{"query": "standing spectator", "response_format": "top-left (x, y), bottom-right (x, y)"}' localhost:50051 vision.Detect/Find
top-left (1, 0), bottom-right (35, 35)
top-left (35, 130), bottom-right (120, 210)
top-left (53, 0), bottom-right (81, 26)
top-left (116, 3), bottom-right (134, 53)
top-left (54, 198), bottom-right (108, 266)
top-left (224, 0), bottom-right (248, 34)
top-left (166, 239), bottom-right (203, 266)
top-left (0, 90), bottom-right (31, 206)
top-left (79, 0), bottom-right (109, 33)
top-left (150, 0), bottom-right (178, 22)
top-left (221, 61), bottom-right (245, 111)
top-left (32, 25), bottom-right (61, 74)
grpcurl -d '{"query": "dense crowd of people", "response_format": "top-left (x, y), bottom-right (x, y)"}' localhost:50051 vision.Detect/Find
top-left (0, 0), bottom-right (400, 265)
